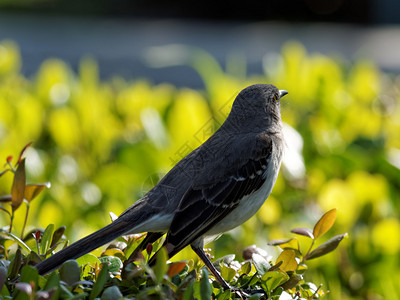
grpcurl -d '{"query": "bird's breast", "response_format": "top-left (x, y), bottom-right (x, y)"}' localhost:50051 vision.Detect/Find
top-left (205, 160), bottom-right (280, 236)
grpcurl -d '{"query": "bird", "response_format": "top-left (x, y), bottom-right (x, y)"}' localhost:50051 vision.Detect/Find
top-left (35, 84), bottom-right (288, 290)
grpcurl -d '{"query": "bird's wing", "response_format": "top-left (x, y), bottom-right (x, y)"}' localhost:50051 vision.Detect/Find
top-left (165, 133), bottom-right (273, 255)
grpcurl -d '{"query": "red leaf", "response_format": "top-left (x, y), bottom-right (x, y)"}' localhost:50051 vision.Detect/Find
top-left (11, 159), bottom-right (26, 211)
top-left (6, 156), bottom-right (13, 163)
top-left (146, 244), bottom-right (153, 256)
top-left (167, 262), bottom-right (187, 278)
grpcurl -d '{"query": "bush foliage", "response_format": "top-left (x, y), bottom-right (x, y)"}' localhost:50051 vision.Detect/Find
top-left (0, 40), bottom-right (399, 299)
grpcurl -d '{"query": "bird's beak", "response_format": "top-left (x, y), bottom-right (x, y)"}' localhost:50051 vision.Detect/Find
top-left (279, 90), bottom-right (288, 98)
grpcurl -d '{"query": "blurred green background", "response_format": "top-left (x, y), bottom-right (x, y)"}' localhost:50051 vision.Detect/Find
top-left (0, 33), bottom-right (400, 300)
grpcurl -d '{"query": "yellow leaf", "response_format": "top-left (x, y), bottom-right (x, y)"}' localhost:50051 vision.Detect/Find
top-left (313, 208), bottom-right (337, 239)
top-left (24, 183), bottom-right (51, 202)
top-left (276, 250), bottom-right (298, 272)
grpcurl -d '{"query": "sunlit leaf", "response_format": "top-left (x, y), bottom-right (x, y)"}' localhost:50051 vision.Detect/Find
top-left (313, 208), bottom-right (337, 239)
top-left (306, 233), bottom-right (348, 260)
top-left (252, 253), bottom-right (271, 275)
top-left (290, 227), bottom-right (314, 239)
top-left (261, 270), bottom-right (289, 292)
top-left (24, 183), bottom-right (51, 202)
top-left (76, 253), bottom-right (101, 277)
top-left (11, 158), bottom-right (26, 211)
top-left (109, 211), bottom-right (118, 222)
top-left (102, 248), bottom-right (126, 260)
top-left (167, 261), bottom-right (187, 278)
top-left (221, 264), bottom-right (236, 282)
top-left (240, 261), bottom-right (252, 275)
top-left (0, 229), bottom-right (31, 253)
top-left (276, 250), bottom-right (298, 272)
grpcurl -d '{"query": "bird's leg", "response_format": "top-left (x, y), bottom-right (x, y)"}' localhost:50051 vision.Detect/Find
top-left (191, 245), bottom-right (267, 298)
top-left (190, 245), bottom-right (231, 290)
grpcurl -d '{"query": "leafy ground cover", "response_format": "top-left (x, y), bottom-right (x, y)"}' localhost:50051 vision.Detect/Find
top-left (0, 145), bottom-right (346, 298)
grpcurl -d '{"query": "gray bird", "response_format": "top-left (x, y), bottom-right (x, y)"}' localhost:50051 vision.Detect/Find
top-left (35, 84), bottom-right (288, 290)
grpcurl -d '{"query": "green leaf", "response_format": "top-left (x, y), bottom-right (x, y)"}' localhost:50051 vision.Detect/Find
top-left (59, 260), bottom-right (80, 286)
top-left (252, 253), bottom-right (271, 275)
top-left (7, 248), bottom-right (22, 280)
top-left (89, 263), bottom-right (110, 300)
top-left (181, 278), bottom-right (195, 300)
top-left (20, 265), bottom-right (38, 285)
top-left (306, 233), bottom-right (348, 260)
top-left (280, 274), bottom-right (303, 290)
top-left (40, 223), bottom-right (55, 256)
top-left (100, 286), bottom-right (123, 300)
top-left (220, 264), bottom-right (236, 282)
top-left (154, 246), bottom-right (168, 283)
top-left (240, 261), bottom-right (252, 275)
top-left (276, 250), bottom-right (298, 272)
top-left (98, 256), bottom-right (123, 273)
top-left (76, 253), bottom-right (101, 277)
top-left (50, 225), bottom-right (66, 248)
top-left (261, 270), bottom-right (290, 292)
top-left (200, 269), bottom-right (212, 300)
top-left (24, 183), bottom-right (51, 202)
top-left (313, 208), bottom-right (337, 239)
top-left (11, 159), bottom-right (26, 211)
top-left (43, 272), bottom-right (61, 300)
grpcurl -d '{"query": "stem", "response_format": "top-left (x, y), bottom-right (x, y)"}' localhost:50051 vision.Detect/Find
top-left (9, 210), bottom-right (14, 233)
top-left (21, 202), bottom-right (30, 239)
top-left (301, 239), bottom-right (315, 263)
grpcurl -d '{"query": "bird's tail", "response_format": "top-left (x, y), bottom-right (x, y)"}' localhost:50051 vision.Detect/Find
top-left (35, 205), bottom-right (150, 275)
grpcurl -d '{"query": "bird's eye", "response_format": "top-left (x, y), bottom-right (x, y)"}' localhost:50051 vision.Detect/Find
top-left (273, 94), bottom-right (279, 101)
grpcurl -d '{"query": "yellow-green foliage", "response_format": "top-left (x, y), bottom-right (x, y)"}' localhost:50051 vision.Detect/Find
top-left (1, 40), bottom-right (399, 299)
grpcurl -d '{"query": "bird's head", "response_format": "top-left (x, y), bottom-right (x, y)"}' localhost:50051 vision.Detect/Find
top-left (226, 84), bottom-right (288, 131)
